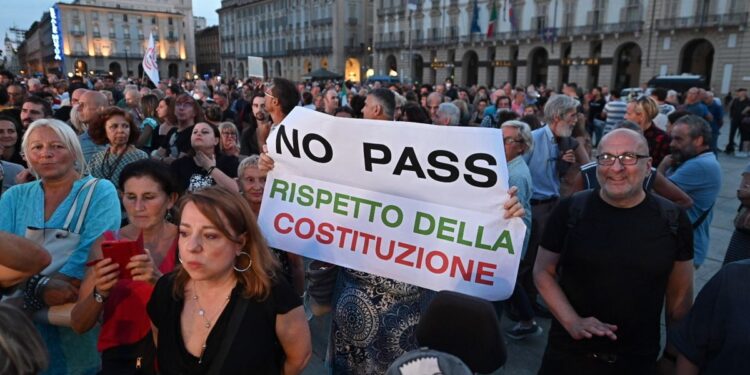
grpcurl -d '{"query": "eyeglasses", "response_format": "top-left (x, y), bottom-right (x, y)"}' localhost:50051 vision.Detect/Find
top-left (176, 102), bottom-right (193, 109)
top-left (596, 152), bottom-right (650, 166)
top-left (503, 137), bottom-right (524, 145)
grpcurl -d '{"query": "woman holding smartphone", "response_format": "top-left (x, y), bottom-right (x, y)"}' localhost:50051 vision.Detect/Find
top-left (71, 159), bottom-right (181, 374)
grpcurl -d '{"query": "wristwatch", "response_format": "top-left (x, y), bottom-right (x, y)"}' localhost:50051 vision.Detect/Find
top-left (93, 288), bottom-right (107, 303)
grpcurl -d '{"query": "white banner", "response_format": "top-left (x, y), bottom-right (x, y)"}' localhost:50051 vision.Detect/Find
top-left (247, 56), bottom-right (264, 79)
top-left (257, 108), bottom-right (525, 301)
top-left (142, 33), bottom-right (160, 84)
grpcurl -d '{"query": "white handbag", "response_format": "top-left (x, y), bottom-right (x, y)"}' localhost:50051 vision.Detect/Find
top-left (24, 178), bottom-right (100, 275)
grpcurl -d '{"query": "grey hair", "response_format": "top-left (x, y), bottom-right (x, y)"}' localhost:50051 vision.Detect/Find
top-left (0, 304), bottom-right (48, 375)
top-left (674, 114), bottom-right (713, 147)
top-left (437, 102), bottom-right (461, 125)
top-left (543, 94), bottom-right (578, 123)
top-left (237, 154), bottom-right (261, 181)
top-left (21, 118), bottom-right (87, 176)
top-left (218, 121), bottom-right (240, 151)
top-left (501, 120), bottom-right (534, 155)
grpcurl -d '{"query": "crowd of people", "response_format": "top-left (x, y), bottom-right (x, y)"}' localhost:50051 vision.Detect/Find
top-left (0, 68), bottom-right (748, 374)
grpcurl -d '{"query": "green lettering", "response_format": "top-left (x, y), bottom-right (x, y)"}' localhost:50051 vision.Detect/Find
top-left (315, 188), bottom-right (333, 209)
top-left (436, 217), bottom-right (457, 242)
top-left (474, 226), bottom-right (493, 251)
top-left (456, 221), bottom-right (473, 246)
top-left (269, 179), bottom-right (289, 200)
top-left (382, 205), bottom-right (403, 228)
top-left (333, 193), bottom-right (350, 216)
top-left (297, 184), bottom-right (314, 206)
top-left (413, 212), bottom-right (435, 235)
top-left (492, 230), bottom-right (515, 254)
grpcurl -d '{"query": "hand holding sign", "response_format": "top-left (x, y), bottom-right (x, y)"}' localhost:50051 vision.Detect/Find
top-left (258, 108), bottom-right (526, 300)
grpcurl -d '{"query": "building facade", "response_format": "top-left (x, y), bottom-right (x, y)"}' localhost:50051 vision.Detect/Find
top-left (218, 0), bottom-right (372, 82)
top-left (374, 0), bottom-right (749, 92)
top-left (17, 0), bottom-right (197, 80)
top-left (196, 25), bottom-right (221, 76)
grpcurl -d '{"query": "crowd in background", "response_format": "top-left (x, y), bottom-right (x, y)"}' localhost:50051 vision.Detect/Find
top-left (0, 68), bottom-right (749, 374)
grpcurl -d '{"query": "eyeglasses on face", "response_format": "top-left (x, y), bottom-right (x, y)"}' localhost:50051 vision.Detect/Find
top-left (596, 152), bottom-right (650, 166)
top-left (503, 137), bottom-right (524, 145)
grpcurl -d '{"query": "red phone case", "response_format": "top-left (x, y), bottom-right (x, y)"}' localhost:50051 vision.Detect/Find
top-left (101, 239), bottom-right (144, 280)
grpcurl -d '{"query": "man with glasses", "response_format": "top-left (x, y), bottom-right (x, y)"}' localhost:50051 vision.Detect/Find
top-left (259, 78), bottom-right (300, 149)
top-left (534, 128), bottom-right (694, 374)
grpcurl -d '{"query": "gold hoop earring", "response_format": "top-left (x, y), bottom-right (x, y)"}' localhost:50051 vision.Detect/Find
top-left (233, 252), bottom-right (252, 272)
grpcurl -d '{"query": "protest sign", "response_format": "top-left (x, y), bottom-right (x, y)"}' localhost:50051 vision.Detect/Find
top-left (257, 108), bottom-right (525, 301)
top-left (247, 56), bottom-right (264, 79)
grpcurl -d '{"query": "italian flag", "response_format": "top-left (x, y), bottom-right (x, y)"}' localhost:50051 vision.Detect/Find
top-left (487, 1), bottom-right (497, 37)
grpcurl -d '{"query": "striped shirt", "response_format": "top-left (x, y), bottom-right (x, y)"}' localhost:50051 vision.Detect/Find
top-left (603, 99), bottom-right (628, 135)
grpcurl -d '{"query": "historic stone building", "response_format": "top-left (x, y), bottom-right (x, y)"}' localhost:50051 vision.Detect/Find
top-left (374, 0), bottom-right (749, 92)
top-left (18, 0), bottom-right (197, 79)
top-left (196, 25), bottom-right (221, 77)
top-left (218, 0), bottom-right (372, 82)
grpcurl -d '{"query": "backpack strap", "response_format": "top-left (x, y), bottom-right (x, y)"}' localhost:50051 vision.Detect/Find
top-left (566, 189), bottom-right (595, 230)
top-left (691, 204), bottom-right (714, 230)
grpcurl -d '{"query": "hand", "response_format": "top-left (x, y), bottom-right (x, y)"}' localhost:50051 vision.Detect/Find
top-left (194, 151), bottom-right (216, 171)
top-left (127, 249), bottom-right (162, 285)
top-left (41, 276), bottom-right (80, 306)
top-left (503, 186), bottom-right (525, 219)
top-left (564, 316), bottom-right (618, 341)
top-left (92, 258), bottom-right (120, 298)
top-left (561, 149), bottom-right (576, 163)
top-left (259, 145), bottom-right (275, 174)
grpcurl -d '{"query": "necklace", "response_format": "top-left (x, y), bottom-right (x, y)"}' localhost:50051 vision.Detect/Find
top-left (192, 280), bottom-right (233, 364)
top-left (99, 146), bottom-right (129, 180)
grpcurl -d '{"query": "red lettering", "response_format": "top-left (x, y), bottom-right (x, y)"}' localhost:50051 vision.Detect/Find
top-left (415, 247), bottom-right (425, 268)
top-left (426, 251), bottom-right (449, 274)
top-left (394, 242), bottom-right (416, 267)
top-left (294, 218), bottom-right (315, 239)
top-left (359, 232), bottom-right (375, 254)
top-left (336, 226), bottom-right (353, 248)
top-left (349, 230), bottom-right (359, 251)
top-left (316, 222), bottom-right (335, 244)
top-left (475, 262), bottom-right (496, 286)
top-left (274, 213), bottom-right (294, 234)
top-left (449, 257), bottom-right (475, 281)
top-left (376, 239), bottom-right (395, 260)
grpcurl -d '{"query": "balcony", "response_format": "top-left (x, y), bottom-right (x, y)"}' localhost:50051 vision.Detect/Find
top-left (374, 38), bottom-right (405, 49)
top-left (109, 33), bottom-right (116, 39)
top-left (348, 17), bottom-right (358, 26)
top-left (138, 34), bottom-right (145, 40)
top-left (311, 17), bottom-right (333, 27)
top-left (412, 35), bottom-right (459, 48)
top-left (377, 5), bottom-right (405, 17)
top-left (70, 30), bottom-right (85, 37)
top-left (654, 12), bottom-right (748, 31)
top-left (92, 32), bottom-right (101, 38)
top-left (166, 34), bottom-right (179, 41)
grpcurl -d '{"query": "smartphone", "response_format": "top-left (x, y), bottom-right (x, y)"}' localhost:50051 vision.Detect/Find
top-left (101, 239), bottom-right (145, 280)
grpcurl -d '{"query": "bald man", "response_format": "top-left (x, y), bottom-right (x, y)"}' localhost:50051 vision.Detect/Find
top-left (78, 90), bottom-right (109, 162)
top-left (534, 129), bottom-right (693, 374)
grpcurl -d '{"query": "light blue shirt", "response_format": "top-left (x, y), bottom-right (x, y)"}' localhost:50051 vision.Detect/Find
top-left (524, 125), bottom-right (560, 200)
top-left (0, 174), bottom-right (120, 374)
top-left (0, 175), bottom-right (121, 279)
top-left (667, 152), bottom-right (722, 266)
top-left (78, 132), bottom-right (106, 164)
top-left (507, 155), bottom-right (532, 257)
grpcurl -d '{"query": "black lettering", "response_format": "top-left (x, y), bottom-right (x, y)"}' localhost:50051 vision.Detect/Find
top-left (275, 125), bottom-right (300, 158)
top-left (363, 142), bottom-right (391, 172)
top-left (427, 150), bottom-right (460, 183)
top-left (302, 133), bottom-right (333, 163)
top-left (393, 147), bottom-right (426, 178)
top-left (464, 153), bottom-right (498, 188)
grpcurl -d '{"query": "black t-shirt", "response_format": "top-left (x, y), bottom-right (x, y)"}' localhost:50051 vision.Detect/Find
top-left (147, 273), bottom-right (301, 375)
top-left (670, 259), bottom-right (750, 374)
top-left (541, 192), bottom-right (693, 359)
top-left (170, 153), bottom-right (239, 192)
top-left (161, 125), bottom-right (195, 157)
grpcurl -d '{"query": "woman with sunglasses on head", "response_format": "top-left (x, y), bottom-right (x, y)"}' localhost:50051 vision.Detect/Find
top-left (71, 159), bottom-right (181, 374)
top-left (147, 186), bottom-right (311, 374)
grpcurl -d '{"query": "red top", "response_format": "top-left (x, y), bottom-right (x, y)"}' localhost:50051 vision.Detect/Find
top-left (98, 231), bottom-right (178, 352)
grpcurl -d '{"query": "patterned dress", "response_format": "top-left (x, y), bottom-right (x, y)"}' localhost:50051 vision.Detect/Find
top-left (89, 146), bottom-right (149, 189)
top-left (329, 269), bottom-right (434, 374)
